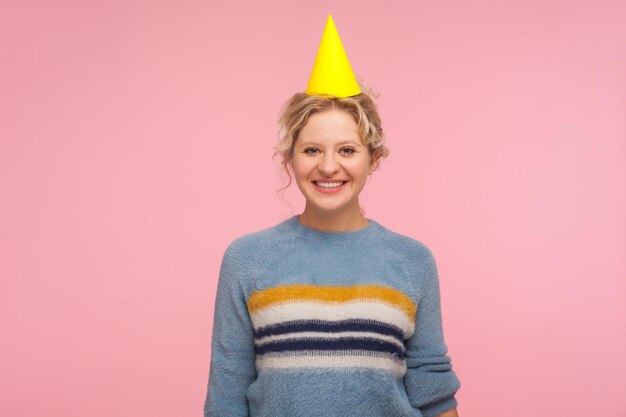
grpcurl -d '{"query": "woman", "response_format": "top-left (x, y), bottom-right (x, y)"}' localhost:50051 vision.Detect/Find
top-left (204, 16), bottom-right (461, 417)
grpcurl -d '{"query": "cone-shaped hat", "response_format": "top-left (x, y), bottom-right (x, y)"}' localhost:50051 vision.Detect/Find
top-left (305, 15), bottom-right (361, 98)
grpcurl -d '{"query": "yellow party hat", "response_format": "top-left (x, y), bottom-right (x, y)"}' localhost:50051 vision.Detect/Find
top-left (306, 15), bottom-right (361, 98)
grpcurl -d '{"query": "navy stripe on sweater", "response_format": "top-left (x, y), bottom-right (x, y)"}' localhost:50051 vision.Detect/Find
top-left (254, 336), bottom-right (405, 359)
top-left (255, 319), bottom-right (405, 343)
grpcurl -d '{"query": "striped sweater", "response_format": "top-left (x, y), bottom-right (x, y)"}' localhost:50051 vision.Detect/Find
top-left (203, 215), bottom-right (461, 417)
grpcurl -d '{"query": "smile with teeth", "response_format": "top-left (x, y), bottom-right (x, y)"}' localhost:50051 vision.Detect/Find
top-left (314, 181), bottom-right (347, 188)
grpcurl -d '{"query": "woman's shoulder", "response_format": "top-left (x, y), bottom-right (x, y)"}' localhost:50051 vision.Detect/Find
top-left (221, 216), bottom-right (294, 258)
top-left (375, 220), bottom-right (435, 257)
top-left (373, 221), bottom-right (439, 276)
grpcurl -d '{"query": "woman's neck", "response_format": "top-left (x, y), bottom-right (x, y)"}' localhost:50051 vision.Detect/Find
top-left (297, 208), bottom-right (370, 232)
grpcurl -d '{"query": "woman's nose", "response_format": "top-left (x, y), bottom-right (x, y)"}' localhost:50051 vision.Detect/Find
top-left (319, 152), bottom-right (340, 173)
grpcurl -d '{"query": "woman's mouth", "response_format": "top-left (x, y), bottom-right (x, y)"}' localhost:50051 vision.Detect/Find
top-left (312, 180), bottom-right (348, 193)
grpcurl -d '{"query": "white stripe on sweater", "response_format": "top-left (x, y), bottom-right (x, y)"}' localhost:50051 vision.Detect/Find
top-left (256, 351), bottom-right (407, 377)
top-left (250, 300), bottom-right (415, 339)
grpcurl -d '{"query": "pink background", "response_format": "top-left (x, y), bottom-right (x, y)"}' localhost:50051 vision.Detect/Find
top-left (2, 0), bottom-right (625, 416)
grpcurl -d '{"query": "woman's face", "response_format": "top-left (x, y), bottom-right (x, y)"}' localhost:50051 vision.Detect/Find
top-left (291, 108), bottom-right (374, 217)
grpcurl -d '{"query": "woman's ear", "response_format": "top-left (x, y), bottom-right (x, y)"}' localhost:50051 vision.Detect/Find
top-left (368, 156), bottom-right (379, 175)
top-left (287, 158), bottom-right (296, 174)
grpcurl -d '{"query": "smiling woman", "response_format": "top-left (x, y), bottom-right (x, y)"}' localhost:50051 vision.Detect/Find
top-left (275, 86), bottom-right (389, 230)
top-left (203, 15), bottom-right (461, 417)
top-left (274, 89), bottom-right (389, 231)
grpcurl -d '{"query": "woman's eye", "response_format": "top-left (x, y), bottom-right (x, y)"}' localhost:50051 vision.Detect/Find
top-left (303, 147), bottom-right (355, 155)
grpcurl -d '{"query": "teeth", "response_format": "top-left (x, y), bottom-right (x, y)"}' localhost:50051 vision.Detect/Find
top-left (315, 181), bottom-right (344, 188)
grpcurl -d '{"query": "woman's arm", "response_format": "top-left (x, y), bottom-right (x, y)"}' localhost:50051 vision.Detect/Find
top-left (403, 246), bottom-right (461, 417)
top-left (438, 407), bottom-right (459, 417)
top-left (203, 240), bottom-right (257, 417)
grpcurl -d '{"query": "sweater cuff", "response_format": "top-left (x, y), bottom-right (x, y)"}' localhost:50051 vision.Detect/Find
top-left (419, 395), bottom-right (458, 417)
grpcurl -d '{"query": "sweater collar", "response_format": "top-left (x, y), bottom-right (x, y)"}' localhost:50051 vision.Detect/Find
top-left (287, 214), bottom-right (380, 244)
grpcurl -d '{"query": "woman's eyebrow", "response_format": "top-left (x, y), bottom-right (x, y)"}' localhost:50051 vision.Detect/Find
top-left (298, 140), bottom-right (362, 147)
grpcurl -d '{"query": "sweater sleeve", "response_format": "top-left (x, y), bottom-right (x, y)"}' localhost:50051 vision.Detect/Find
top-left (203, 240), bottom-right (257, 417)
top-left (403, 249), bottom-right (461, 417)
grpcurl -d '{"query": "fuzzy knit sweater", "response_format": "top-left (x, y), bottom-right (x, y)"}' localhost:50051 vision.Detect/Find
top-left (203, 214), bottom-right (461, 417)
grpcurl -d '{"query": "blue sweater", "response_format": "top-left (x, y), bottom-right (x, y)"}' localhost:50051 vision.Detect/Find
top-left (203, 215), bottom-right (461, 417)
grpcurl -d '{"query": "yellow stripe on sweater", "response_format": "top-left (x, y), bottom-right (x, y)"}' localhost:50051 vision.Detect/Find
top-left (248, 284), bottom-right (416, 323)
